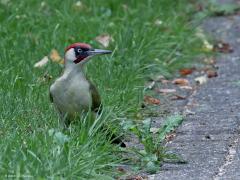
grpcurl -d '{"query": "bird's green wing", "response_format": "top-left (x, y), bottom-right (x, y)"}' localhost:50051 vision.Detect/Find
top-left (49, 91), bottom-right (53, 103)
top-left (89, 81), bottom-right (102, 113)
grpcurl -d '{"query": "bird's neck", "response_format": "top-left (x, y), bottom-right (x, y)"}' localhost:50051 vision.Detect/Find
top-left (62, 65), bottom-right (87, 81)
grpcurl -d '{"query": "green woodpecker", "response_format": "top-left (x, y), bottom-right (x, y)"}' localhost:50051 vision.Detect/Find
top-left (50, 42), bottom-right (125, 147)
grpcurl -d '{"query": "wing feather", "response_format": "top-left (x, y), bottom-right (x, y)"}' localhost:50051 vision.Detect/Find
top-left (89, 81), bottom-right (102, 113)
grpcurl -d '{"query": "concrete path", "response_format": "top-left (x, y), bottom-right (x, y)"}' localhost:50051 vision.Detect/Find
top-left (152, 1), bottom-right (240, 179)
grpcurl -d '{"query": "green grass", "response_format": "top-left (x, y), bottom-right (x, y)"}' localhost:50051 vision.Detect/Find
top-left (121, 115), bottom-right (185, 174)
top-left (0, 0), bottom-right (201, 178)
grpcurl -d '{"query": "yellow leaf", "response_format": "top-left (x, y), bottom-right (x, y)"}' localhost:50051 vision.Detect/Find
top-left (50, 49), bottom-right (64, 64)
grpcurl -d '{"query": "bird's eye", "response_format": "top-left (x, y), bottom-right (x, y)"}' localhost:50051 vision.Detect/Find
top-left (77, 48), bottom-right (82, 53)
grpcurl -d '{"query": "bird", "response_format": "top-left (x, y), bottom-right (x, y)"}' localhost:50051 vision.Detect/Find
top-left (50, 42), bottom-right (125, 147)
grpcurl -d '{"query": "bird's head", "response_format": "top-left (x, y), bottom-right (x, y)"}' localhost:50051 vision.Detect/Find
top-left (64, 42), bottom-right (112, 68)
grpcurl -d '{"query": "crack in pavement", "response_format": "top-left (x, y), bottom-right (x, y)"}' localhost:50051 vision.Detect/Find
top-left (213, 127), bottom-right (240, 179)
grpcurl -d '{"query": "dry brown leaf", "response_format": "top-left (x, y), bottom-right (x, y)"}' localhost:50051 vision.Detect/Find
top-left (171, 94), bottom-right (187, 100)
top-left (95, 34), bottom-right (113, 47)
top-left (179, 68), bottom-right (194, 76)
top-left (161, 79), bottom-right (170, 84)
top-left (165, 132), bottom-right (176, 142)
top-left (50, 49), bottom-right (64, 64)
top-left (157, 88), bottom-right (176, 93)
top-left (207, 70), bottom-right (218, 78)
top-left (213, 41), bottom-right (234, 53)
top-left (195, 75), bottom-right (208, 85)
top-left (172, 78), bottom-right (189, 86)
top-left (34, 56), bottom-right (49, 68)
top-left (144, 95), bottom-right (160, 105)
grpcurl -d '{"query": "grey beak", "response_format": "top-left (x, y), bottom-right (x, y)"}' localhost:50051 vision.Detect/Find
top-left (87, 49), bottom-right (112, 56)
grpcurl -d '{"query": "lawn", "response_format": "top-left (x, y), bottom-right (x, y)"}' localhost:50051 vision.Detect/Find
top-left (0, 0), bottom-right (201, 178)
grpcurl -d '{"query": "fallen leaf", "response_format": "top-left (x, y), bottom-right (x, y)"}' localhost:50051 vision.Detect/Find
top-left (179, 68), bottom-right (194, 76)
top-left (207, 70), bottom-right (218, 78)
top-left (195, 75), bottom-right (208, 85)
top-left (179, 86), bottom-right (193, 90)
top-left (157, 88), bottom-right (176, 93)
top-left (213, 41), bottom-right (233, 53)
top-left (50, 49), bottom-right (64, 64)
top-left (161, 79), bottom-right (170, 84)
top-left (172, 78), bottom-right (189, 86)
top-left (144, 95), bottom-right (160, 105)
top-left (165, 132), bottom-right (176, 142)
top-left (171, 94), bottom-right (187, 100)
top-left (34, 56), bottom-right (49, 68)
top-left (95, 34), bottom-right (113, 47)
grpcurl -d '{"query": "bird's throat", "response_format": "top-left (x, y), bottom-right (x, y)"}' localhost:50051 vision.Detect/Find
top-left (63, 65), bottom-right (87, 82)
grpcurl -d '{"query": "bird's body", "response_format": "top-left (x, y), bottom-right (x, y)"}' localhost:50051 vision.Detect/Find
top-left (50, 68), bottom-right (93, 121)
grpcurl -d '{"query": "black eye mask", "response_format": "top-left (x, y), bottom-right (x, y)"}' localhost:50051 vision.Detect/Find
top-left (73, 46), bottom-right (90, 64)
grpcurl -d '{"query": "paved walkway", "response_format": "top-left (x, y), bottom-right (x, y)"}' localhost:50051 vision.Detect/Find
top-left (152, 1), bottom-right (240, 179)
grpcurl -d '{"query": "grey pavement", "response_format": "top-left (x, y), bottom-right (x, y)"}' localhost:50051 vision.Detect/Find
top-left (151, 1), bottom-right (240, 179)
